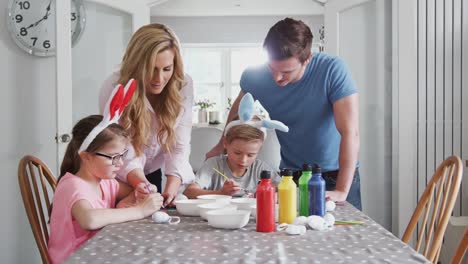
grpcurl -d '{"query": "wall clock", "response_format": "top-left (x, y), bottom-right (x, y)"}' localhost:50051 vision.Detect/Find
top-left (7, 0), bottom-right (86, 57)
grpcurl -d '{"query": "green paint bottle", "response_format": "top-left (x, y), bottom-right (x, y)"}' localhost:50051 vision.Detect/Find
top-left (298, 164), bottom-right (313, 216)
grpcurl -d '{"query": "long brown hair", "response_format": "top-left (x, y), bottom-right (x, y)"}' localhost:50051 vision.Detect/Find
top-left (58, 115), bottom-right (128, 181)
top-left (263, 17), bottom-right (313, 63)
top-left (117, 23), bottom-right (185, 155)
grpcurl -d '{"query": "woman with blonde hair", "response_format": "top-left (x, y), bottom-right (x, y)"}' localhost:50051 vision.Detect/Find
top-left (100, 23), bottom-right (194, 206)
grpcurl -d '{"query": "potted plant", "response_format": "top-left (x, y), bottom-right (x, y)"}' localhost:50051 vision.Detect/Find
top-left (195, 99), bottom-right (216, 123)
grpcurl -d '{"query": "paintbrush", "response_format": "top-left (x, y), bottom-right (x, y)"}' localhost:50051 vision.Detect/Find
top-left (334, 220), bottom-right (364, 225)
top-left (212, 167), bottom-right (230, 180)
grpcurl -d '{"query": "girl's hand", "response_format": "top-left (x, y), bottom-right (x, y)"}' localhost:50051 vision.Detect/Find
top-left (221, 179), bottom-right (241, 195)
top-left (135, 182), bottom-right (158, 202)
top-left (137, 192), bottom-right (164, 217)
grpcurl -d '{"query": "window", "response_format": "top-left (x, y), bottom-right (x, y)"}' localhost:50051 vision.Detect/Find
top-left (182, 45), bottom-right (267, 122)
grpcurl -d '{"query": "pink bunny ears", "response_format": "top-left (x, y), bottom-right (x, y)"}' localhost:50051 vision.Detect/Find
top-left (78, 79), bottom-right (137, 153)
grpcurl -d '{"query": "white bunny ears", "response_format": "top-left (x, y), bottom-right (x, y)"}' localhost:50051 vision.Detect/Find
top-left (224, 93), bottom-right (289, 136)
top-left (78, 79), bottom-right (137, 153)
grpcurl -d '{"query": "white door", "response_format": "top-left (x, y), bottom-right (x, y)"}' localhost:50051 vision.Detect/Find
top-left (324, 0), bottom-right (392, 230)
top-left (55, 0), bottom-right (150, 172)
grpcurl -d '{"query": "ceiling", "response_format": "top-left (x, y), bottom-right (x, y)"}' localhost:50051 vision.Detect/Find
top-left (150, 0), bottom-right (325, 17)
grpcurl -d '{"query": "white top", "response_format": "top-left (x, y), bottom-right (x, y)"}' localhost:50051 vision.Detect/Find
top-left (100, 72), bottom-right (195, 184)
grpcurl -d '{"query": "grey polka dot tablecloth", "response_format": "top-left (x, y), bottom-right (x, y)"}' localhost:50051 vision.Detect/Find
top-left (66, 203), bottom-right (429, 264)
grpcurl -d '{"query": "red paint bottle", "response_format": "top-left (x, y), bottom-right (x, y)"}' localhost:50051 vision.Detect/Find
top-left (256, 170), bottom-right (276, 232)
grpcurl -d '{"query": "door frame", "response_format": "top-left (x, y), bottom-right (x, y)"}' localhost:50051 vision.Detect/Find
top-left (55, 0), bottom-right (154, 171)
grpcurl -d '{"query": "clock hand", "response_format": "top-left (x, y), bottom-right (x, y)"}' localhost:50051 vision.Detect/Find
top-left (45, 0), bottom-right (52, 15)
top-left (25, 12), bottom-right (51, 29)
top-left (25, 0), bottom-right (52, 30)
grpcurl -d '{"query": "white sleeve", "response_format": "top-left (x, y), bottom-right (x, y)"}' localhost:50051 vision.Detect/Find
top-left (163, 75), bottom-right (196, 184)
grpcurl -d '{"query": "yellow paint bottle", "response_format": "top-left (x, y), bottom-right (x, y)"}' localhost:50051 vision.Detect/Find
top-left (278, 169), bottom-right (297, 224)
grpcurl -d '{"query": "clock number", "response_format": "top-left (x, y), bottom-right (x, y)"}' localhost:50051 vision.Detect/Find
top-left (15, 14), bottom-right (23, 23)
top-left (31, 37), bottom-right (37, 46)
top-left (18, 1), bottom-right (30, 10)
top-left (20, 27), bottom-right (28, 36)
top-left (43, 40), bottom-right (51, 49)
top-left (71, 12), bottom-right (77, 21)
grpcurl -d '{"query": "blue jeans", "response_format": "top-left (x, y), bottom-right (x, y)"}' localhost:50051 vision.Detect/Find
top-left (322, 169), bottom-right (362, 211)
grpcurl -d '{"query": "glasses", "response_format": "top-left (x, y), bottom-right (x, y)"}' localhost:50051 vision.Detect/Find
top-left (95, 149), bottom-right (128, 165)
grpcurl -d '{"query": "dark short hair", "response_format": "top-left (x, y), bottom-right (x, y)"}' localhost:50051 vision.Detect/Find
top-left (263, 18), bottom-right (313, 63)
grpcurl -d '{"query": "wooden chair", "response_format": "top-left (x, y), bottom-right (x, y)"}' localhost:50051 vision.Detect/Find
top-left (402, 155), bottom-right (463, 263)
top-left (451, 227), bottom-right (468, 264)
top-left (18, 155), bottom-right (58, 264)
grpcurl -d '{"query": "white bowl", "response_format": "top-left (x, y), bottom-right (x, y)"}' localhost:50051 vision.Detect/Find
top-left (196, 194), bottom-right (232, 203)
top-left (198, 203), bottom-right (237, 220)
top-left (175, 199), bottom-right (213, 216)
top-left (230, 198), bottom-right (257, 210)
top-left (206, 209), bottom-right (251, 229)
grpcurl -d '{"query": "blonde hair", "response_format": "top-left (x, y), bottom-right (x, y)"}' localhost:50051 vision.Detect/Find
top-left (225, 125), bottom-right (265, 144)
top-left (118, 23), bottom-right (184, 155)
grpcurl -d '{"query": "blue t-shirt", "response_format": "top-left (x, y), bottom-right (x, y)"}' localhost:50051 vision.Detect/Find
top-left (240, 52), bottom-right (358, 172)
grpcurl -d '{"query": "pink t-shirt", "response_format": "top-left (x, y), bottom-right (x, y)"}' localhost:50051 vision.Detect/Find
top-left (48, 173), bottom-right (120, 264)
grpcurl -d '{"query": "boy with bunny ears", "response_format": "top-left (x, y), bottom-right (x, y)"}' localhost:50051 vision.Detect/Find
top-left (184, 93), bottom-right (287, 198)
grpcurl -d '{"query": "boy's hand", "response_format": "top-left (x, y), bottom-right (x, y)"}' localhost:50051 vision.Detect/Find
top-left (135, 182), bottom-right (158, 202)
top-left (221, 179), bottom-right (241, 195)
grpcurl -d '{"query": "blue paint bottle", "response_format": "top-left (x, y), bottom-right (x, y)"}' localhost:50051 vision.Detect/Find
top-left (308, 164), bottom-right (326, 216)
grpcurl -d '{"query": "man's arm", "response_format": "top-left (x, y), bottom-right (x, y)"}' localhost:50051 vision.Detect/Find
top-left (205, 90), bottom-right (245, 159)
top-left (327, 93), bottom-right (360, 202)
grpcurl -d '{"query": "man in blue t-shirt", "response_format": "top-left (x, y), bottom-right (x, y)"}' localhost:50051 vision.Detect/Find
top-left (206, 18), bottom-right (361, 210)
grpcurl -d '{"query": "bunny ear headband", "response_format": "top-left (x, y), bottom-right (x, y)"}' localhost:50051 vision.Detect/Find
top-left (78, 79), bottom-right (137, 153)
top-left (224, 93), bottom-right (289, 137)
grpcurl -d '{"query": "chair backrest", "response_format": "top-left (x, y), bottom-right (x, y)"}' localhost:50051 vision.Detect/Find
top-left (18, 155), bottom-right (57, 264)
top-left (451, 227), bottom-right (468, 264)
top-left (402, 155), bottom-right (463, 263)
top-left (256, 130), bottom-right (281, 171)
top-left (190, 126), bottom-right (223, 172)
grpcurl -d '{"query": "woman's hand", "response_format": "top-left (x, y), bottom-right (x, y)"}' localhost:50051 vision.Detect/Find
top-left (221, 179), bottom-right (241, 195)
top-left (134, 182), bottom-right (158, 202)
top-left (162, 175), bottom-right (182, 207)
top-left (137, 192), bottom-right (164, 217)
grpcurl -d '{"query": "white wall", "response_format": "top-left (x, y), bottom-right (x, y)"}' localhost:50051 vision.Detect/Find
top-left (152, 15), bottom-right (324, 44)
top-left (72, 2), bottom-right (132, 123)
top-left (337, 0), bottom-right (392, 229)
top-left (1, 0), bottom-right (57, 261)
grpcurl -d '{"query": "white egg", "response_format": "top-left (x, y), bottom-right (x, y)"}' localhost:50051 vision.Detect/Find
top-left (152, 211), bottom-right (170, 223)
top-left (285, 224), bottom-right (307, 235)
top-left (308, 215), bottom-right (327, 231)
top-left (326, 200), bottom-right (336, 212)
top-left (323, 213), bottom-right (335, 227)
top-left (292, 216), bottom-right (308, 226)
top-left (175, 194), bottom-right (188, 201)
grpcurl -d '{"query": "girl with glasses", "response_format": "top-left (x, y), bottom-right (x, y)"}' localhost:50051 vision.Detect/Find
top-left (48, 115), bottom-right (164, 264)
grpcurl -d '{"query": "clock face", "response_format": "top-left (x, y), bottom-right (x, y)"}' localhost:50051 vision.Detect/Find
top-left (7, 0), bottom-right (86, 57)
